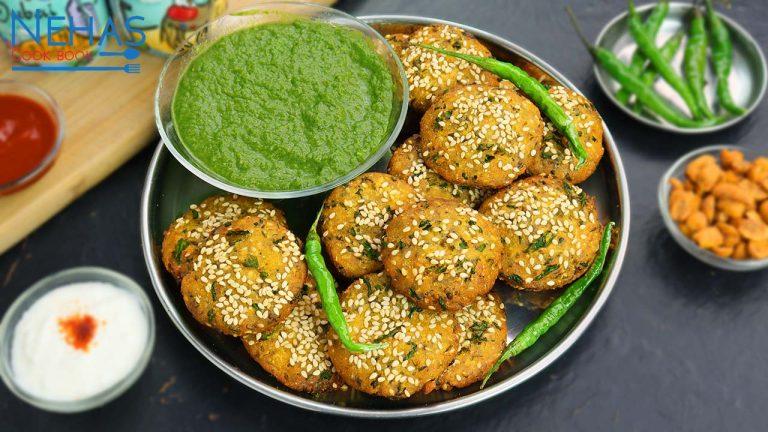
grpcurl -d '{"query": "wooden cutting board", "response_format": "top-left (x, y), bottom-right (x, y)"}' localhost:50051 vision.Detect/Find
top-left (0, 0), bottom-right (335, 255)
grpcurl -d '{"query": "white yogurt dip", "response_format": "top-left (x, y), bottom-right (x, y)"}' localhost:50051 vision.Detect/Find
top-left (11, 282), bottom-right (149, 402)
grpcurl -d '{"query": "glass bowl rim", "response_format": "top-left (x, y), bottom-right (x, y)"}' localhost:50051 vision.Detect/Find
top-left (0, 266), bottom-right (156, 413)
top-left (0, 80), bottom-right (65, 194)
top-left (154, 1), bottom-right (410, 199)
top-left (657, 144), bottom-right (768, 271)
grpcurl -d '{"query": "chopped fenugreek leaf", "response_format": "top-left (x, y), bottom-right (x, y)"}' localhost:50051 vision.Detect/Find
top-left (173, 238), bottom-right (190, 264)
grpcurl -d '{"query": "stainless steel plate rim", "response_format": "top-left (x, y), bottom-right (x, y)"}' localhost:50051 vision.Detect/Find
top-left (141, 14), bottom-right (631, 418)
top-left (593, 1), bottom-right (768, 134)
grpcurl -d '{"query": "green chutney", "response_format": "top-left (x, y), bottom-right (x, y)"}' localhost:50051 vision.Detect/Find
top-left (172, 20), bottom-right (394, 191)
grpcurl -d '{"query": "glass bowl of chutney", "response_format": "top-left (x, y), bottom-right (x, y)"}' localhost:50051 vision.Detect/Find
top-left (154, 2), bottom-right (409, 199)
top-left (0, 80), bottom-right (64, 196)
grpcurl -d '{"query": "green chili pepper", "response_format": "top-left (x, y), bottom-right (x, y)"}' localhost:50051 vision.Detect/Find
top-left (704, 0), bottom-right (745, 115)
top-left (615, 0), bottom-right (670, 104)
top-left (632, 31), bottom-right (685, 114)
top-left (481, 221), bottom-right (615, 388)
top-left (567, 7), bottom-right (721, 128)
top-left (684, 6), bottom-right (715, 119)
top-left (417, 44), bottom-right (588, 168)
top-left (305, 209), bottom-right (385, 353)
top-left (627, 0), bottom-right (703, 119)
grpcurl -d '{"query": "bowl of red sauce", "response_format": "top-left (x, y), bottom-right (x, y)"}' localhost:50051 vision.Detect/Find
top-left (0, 80), bottom-right (63, 195)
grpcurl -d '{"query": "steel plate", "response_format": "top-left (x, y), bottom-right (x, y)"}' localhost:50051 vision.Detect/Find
top-left (141, 15), bottom-right (630, 418)
top-left (594, 2), bottom-right (767, 134)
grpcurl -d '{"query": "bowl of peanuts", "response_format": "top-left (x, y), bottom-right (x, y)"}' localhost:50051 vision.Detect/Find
top-left (659, 144), bottom-right (768, 271)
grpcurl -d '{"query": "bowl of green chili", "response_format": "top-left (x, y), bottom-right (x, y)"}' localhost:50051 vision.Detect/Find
top-left (592, 1), bottom-right (766, 134)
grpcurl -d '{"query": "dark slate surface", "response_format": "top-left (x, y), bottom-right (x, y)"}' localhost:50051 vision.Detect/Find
top-left (2, 0), bottom-right (767, 430)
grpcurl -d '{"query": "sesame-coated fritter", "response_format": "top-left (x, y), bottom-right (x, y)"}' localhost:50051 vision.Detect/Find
top-left (434, 291), bottom-right (507, 390)
top-left (181, 216), bottom-right (306, 336)
top-left (242, 277), bottom-right (344, 393)
top-left (327, 273), bottom-right (458, 399)
top-left (526, 86), bottom-right (604, 183)
top-left (387, 25), bottom-right (499, 112)
top-left (388, 134), bottom-right (485, 208)
top-left (320, 173), bottom-right (421, 279)
top-left (382, 200), bottom-right (502, 311)
top-left (420, 84), bottom-right (544, 189)
top-left (479, 176), bottom-right (602, 291)
top-left (162, 194), bottom-right (286, 280)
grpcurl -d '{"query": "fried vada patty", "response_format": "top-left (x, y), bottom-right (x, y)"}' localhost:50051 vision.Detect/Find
top-left (525, 86), bottom-right (604, 184)
top-left (327, 273), bottom-right (457, 399)
top-left (433, 291), bottom-right (507, 390)
top-left (162, 194), bottom-right (286, 280)
top-left (242, 277), bottom-right (343, 393)
top-left (320, 173), bottom-right (421, 278)
top-left (181, 215), bottom-right (306, 336)
top-left (382, 199), bottom-right (502, 311)
top-left (479, 175), bottom-right (602, 291)
top-left (387, 24), bottom-right (499, 112)
top-left (420, 84), bottom-right (544, 189)
top-left (388, 134), bottom-right (485, 208)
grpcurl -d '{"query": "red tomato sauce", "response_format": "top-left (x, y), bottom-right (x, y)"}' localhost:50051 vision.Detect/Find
top-left (0, 94), bottom-right (58, 188)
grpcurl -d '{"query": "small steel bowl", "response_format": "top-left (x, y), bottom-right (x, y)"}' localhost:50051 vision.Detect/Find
top-left (594, 2), bottom-right (767, 134)
top-left (0, 267), bottom-right (156, 413)
top-left (658, 144), bottom-right (768, 271)
top-left (142, 14), bottom-right (631, 417)
top-left (155, 2), bottom-right (409, 199)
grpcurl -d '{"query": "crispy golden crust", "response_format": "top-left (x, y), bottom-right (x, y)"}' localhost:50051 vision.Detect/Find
top-left (420, 84), bottom-right (544, 189)
top-left (526, 86), bottom-right (604, 183)
top-left (327, 273), bottom-right (458, 398)
top-left (434, 291), bottom-right (507, 390)
top-left (479, 176), bottom-right (602, 291)
top-left (388, 134), bottom-right (486, 207)
top-left (381, 200), bottom-right (502, 311)
top-left (242, 277), bottom-right (343, 393)
top-left (180, 216), bottom-right (306, 336)
top-left (320, 173), bottom-right (421, 278)
top-left (161, 195), bottom-right (286, 280)
top-left (387, 25), bottom-right (499, 112)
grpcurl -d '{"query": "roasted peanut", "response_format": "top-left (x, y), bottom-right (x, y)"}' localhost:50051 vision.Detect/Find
top-left (717, 223), bottom-right (741, 247)
top-left (669, 189), bottom-right (700, 222)
top-left (748, 157), bottom-right (768, 183)
top-left (686, 154), bottom-right (717, 180)
top-left (759, 201), bottom-right (768, 224)
top-left (701, 195), bottom-right (716, 222)
top-left (716, 199), bottom-right (747, 220)
top-left (737, 215), bottom-right (768, 241)
top-left (748, 240), bottom-right (768, 259)
top-left (711, 245), bottom-right (734, 258)
top-left (692, 226), bottom-right (724, 249)
top-left (733, 243), bottom-right (748, 259)
top-left (720, 149), bottom-right (744, 169)
top-left (694, 164), bottom-right (722, 192)
top-left (685, 211), bottom-right (708, 232)
top-left (712, 183), bottom-right (754, 207)
top-left (669, 177), bottom-right (684, 191)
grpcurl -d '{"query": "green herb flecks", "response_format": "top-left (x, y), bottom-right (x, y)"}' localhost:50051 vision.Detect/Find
top-left (362, 240), bottom-right (380, 260)
top-left (469, 321), bottom-right (490, 344)
top-left (526, 231), bottom-right (554, 252)
top-left (534, 264), bottom-right (560, 281)
top-left (373, 326), bottom-right (402, 343)
top-left (403, 342), bottom-right (418, 361)
top-left (225, 229), bottom-right (250, 244)
top-left (173, 238), bottom-right (190, 264)
top-left (244, 255), bottom-right (259, 268)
